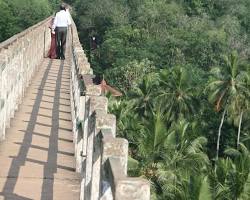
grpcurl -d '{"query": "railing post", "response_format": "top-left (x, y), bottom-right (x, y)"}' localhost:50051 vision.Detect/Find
top-left (100, 129), bottom-right (128, 199)
top-left (84, 94), bottom-right (107, 200)
top-left (90, 112), bottom-right (116, 200)
top-left (69, 17), bottom-right (151, 200)
top-left (108, 158), bottom-right (150, 200)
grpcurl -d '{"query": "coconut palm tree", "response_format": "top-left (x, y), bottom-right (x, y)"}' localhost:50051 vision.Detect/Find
top-left (137, 108), bottom-right (168, 163)
top-left (208, 158), bottom-right (233, 200)
top-left (223, 53), bottom-right (250, 149)
top-left (137, 119), bottom-right (209, 199)
top-left (157, 66), bottom-right (198, 123)
top-left (203, 143), bottom-right (250, 200)
top-left (206, 51), bottom-right (249, 159)
top-left (228, 93), bottom-right (249, 149)
top-left (128, 72), bottom-right (159, 117)
top-left (223, 143), bottom-right (250, 199)
top-left (108, 97), bottom-right (144, 144)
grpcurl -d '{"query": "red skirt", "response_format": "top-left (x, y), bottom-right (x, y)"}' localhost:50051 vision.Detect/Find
top-left (47, 33), bottom-right (57, 59)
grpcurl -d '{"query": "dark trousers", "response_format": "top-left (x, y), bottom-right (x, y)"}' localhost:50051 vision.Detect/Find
top-left (55, 27), bottom-right (67, 59)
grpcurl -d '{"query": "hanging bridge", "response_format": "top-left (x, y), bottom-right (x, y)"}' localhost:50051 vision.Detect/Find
top-left (0, 17), bottom-right (150, 200)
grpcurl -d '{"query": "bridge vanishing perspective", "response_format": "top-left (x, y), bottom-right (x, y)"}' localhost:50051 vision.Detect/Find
top-left (0, 17), bottom-right (150, 200)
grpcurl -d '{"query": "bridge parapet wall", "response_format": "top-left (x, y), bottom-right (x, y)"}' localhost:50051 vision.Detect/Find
top-left (69, 20), bottom-right (150, 200)
top-left (0, 17), bottom-right (52, 140)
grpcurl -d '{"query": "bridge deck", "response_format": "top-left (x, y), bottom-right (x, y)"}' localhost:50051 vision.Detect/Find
top-left (0, 57), bottom-right (80, 199)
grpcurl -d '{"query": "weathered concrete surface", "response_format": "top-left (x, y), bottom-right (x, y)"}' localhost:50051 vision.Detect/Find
top-left (70, 17), bottom-right (150, 199)
top-left (0, 57), bottom-right (80, 199)
top-left (0, 17), bottom-right (52, 141)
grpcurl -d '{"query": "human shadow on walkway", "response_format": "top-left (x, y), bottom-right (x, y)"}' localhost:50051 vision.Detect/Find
top-left (0, 60), bottom-right (53, 200)
top-left (0, 60), bottom-right (73, 200)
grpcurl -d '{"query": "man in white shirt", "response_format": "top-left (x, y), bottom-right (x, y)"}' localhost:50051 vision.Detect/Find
top-left (53, 4), bottom-right (71, 60)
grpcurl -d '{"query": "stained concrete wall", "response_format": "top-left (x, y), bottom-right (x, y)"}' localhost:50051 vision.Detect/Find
top-left (69, 19), bottom-right (150, 200)
top-left (0, 17), bottom-right (52, 140)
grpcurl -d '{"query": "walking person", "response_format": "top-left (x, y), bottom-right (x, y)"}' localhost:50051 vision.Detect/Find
top-left (52, 4), bottom-right (71, 60)
top-left (47, 17), bottom-right (57, 59)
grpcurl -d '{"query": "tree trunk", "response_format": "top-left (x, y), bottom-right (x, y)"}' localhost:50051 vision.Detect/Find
top-left (237, 111), bottom-right (243, 149)
top-left (216, 109), bottom-right (226, 160)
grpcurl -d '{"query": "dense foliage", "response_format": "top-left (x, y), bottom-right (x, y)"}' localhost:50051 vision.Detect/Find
top-left (2, 0), bottom-right (250, 199)
top-left (68, 0), bottom-right (250, 199)
top-left (0, 0), bottom-right (63, 42)
top-left (70, 0), bottom-right (250, 199)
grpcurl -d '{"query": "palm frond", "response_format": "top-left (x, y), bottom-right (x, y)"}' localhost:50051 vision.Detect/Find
top-left (239, 173), bottom-right (250, 200)
top-left (224, 148), bottom-right (241, 158)
top-left (199, 176), bottom-right (213, 200)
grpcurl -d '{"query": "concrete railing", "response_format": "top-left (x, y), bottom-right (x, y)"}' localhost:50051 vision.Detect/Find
top-left (69, 20), bottom-right (150, 200)
top-left (0, 17), bottom-right (52, 140)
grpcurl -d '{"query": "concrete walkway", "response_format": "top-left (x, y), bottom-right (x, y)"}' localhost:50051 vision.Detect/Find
top-left (0, 57), bottom-right (80, 199)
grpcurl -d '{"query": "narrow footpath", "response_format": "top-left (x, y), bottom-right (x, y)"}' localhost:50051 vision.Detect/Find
top-left (0, 56), bottom-right (80, 200)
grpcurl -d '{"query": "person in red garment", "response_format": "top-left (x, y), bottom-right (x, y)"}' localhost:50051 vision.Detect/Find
top-left (47, 17), bottom-right (57, 59)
